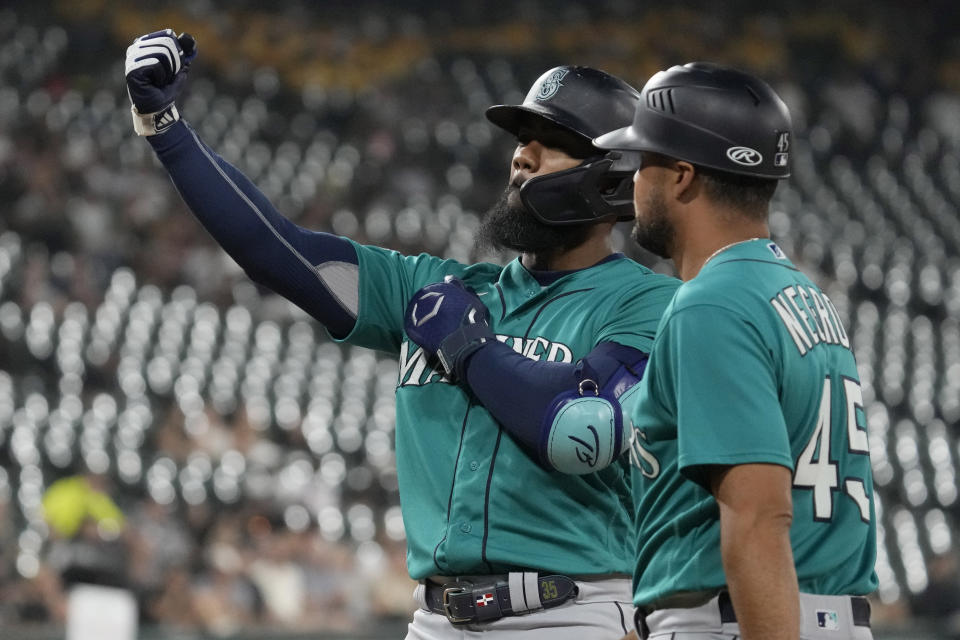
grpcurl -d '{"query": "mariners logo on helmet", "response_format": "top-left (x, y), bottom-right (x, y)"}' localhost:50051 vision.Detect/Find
top-left (536, 69), bottom-right (569, 101)
top-left (726, 146), bottom-right (763, 166)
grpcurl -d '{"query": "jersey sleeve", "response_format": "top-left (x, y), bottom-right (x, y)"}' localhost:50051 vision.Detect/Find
top-left (595, 276), bottom-right (679, 353)
top-left (658, 304), bottom-right (794, 484)
top-left (338, 242), bottom-right (484, 354)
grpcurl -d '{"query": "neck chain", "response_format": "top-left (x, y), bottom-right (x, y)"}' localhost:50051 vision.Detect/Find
top-left (701, 237), bottom-right (762, 270)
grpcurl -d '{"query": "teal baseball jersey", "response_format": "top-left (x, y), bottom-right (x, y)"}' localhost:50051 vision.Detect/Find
top-left (626, 239), bottom-right (878, 606)
top-left (338, 240), bottom-right (680, 580)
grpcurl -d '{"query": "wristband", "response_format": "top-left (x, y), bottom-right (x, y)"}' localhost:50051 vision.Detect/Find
top-left (436, 321), bottom-right (492, 380)
top-left (131, 103), bottom-right (180, 136)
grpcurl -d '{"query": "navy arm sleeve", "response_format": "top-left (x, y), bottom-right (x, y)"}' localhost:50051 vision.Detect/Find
top-left (147, 120), bottom-right (357, 338)
top-left (464, 340), bottom-right (647, 462)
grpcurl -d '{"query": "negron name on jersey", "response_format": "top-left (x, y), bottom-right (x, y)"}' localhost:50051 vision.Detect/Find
top-left (769, 285), bottom-right (850, 356)
top-left (398, 335), bottom-right (574, 387)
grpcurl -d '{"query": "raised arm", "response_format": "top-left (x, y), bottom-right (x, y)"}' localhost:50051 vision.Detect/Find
top-left (124, 30), bottom-right (357, 338)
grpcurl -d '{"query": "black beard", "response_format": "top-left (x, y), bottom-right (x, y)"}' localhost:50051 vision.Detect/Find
top-left (630, 186), bottom-right (674, 259)
top-left (476, 184), bottom-right (593, 256)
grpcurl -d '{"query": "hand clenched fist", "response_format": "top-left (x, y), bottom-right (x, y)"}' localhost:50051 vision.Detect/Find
top-left (124, 29), bottom-right (197, 135)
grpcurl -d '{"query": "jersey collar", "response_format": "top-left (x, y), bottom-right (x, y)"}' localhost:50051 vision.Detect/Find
top-left (702, 239), bottom-right (793, 271)
top-left (521, 252), bottom-right (626, 286)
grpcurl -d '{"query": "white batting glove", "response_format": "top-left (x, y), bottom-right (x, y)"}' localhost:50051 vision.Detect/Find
top-left (124, 29), bottom-right (197, 136)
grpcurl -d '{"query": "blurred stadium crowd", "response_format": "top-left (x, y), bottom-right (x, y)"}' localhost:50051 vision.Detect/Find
top-left (1, 0), bottom-right (959, 637)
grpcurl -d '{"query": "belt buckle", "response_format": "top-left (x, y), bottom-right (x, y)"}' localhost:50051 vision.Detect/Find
top-left (442, 586), bottom-right (472, 624)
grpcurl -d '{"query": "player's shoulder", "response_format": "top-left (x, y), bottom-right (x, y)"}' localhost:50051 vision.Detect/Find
top-left (354, 241), bottom-right (503, 280)
top-left (459, 258), bottom-right (506, 286)
top-left (664, 244), bottom-right (819, 335)
top-left (670, 262), bottom-right (765, 316)
top-left (599, 256), bottom-right (682, 294)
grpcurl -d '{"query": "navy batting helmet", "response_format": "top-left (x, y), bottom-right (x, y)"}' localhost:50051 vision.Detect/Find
top-left (594, 62), bottom-right (793, 179)
top-left (486, 66), bottom-right (641, 225)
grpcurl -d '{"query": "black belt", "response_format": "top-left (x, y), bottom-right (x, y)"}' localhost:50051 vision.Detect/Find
top-left (423, 574), bottom-right (578, 624)
top-left (635, 592), bottom-right (871, 639)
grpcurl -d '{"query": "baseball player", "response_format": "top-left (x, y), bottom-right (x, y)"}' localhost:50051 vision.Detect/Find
top-left (589, 63), bottom-right (878, 639)
top-left (123, 30), bottom-right (680, 638)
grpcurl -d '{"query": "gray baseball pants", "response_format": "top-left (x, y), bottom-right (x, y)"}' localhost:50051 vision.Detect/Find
top-left (639, 592), bottom-right (874, 640)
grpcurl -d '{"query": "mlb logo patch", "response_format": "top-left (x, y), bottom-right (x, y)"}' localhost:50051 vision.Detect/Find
top-left (816, 609), bottom-right (839, 630)
top-left (767, 242), bottom-right (787, 259)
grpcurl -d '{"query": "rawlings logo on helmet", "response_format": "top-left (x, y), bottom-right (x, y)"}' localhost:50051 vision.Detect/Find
top-left (536, 69), bottom-right (569, 101)
top-left (726, 146), bottom-right (763, 166)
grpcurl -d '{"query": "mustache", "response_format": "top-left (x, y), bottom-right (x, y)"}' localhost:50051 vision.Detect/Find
top-left (505, 182), bottom-right (523, 209)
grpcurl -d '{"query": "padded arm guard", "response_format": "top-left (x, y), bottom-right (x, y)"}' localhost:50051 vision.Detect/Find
top-left (538, 357), bottom-right (645, 475)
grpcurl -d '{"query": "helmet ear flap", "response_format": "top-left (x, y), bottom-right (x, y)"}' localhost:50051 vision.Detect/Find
top-left (520, 157), bottom-right (635, 226)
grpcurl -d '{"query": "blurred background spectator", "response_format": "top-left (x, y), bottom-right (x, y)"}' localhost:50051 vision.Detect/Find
top-left (42, 472), bottom-right (124, 539)
top-left (0, 0), bottom-right (958, 637)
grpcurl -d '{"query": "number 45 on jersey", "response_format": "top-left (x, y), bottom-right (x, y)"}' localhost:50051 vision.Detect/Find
top-left (793, 377), bottom-right (872, 522)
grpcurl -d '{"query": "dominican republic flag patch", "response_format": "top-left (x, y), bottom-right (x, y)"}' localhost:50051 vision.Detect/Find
top-left (476, 593), bottom-right (495, 607)
top-left (816, 609), bottom-right (839, 630)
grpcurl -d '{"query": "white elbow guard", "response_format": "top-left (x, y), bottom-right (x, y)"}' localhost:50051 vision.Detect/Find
top-left (539, 382), bottom-right (627, 475)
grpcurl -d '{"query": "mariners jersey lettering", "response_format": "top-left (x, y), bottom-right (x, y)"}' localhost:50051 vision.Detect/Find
top-left (338, 240), bottom-right (680, 579)
top-left (626, 239), bottom-right (877, 606)
top-left (398, 336), bottom-right (573, 387)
